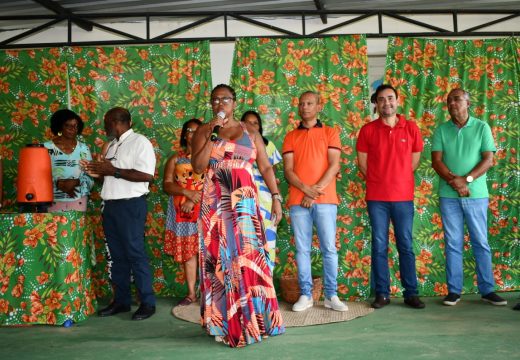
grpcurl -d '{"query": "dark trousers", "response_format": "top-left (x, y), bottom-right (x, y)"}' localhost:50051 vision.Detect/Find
top-left (103, 196), bottom-right (155, 306)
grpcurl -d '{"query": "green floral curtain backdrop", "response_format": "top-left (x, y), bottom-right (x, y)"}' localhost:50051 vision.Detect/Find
top-left (66, 43), bottom-right (213, 298)
top-left (0, 48), bottom-right (69, 195)
top-left (384, 36), bottom-right (519, 296)
top-left (1, 35), bottom-right (518, 308)
top-left (230, 36), bottom-right (373, 300)
top-left (0, 42), bottom-right (213, 302)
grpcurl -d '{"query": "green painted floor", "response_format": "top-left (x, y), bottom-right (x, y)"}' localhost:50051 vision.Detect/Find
top-left (2, 293), bottom-right (519, 360)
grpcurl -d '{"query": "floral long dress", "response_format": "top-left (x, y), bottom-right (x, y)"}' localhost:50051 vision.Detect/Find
top-left (164, 151), bottom-right (205, 263)
top-left (198, 124), bottom-right (285, 348)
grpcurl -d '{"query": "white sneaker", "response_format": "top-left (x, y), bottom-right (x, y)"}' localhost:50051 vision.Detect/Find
top-left (292, 295), bottom-right (313, 312)
top-left (324, 295), bottom-right (349, 312)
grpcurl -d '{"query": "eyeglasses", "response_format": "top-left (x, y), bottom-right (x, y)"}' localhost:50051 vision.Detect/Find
top-left (210, 97), bottom-right (233, 105)
top-left (186, 128), bottom-right (197, 133)
top-left (105, 141), bottom-right (123, 161)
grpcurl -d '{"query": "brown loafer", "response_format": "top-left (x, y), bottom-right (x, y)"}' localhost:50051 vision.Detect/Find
top-left (371, 295), bottom-right (390, 309)
top-left (404, 296), bottom-right (425, 309)
top-left (132, 304), bottom-right (156, 320)
top-left (98, 302), bottom-right (131, 317)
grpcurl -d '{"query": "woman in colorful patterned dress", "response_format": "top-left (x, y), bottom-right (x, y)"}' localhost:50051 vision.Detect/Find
top-left (44, 109), bottom-right (93, 212)
top-left (163, 118), bottom-right (204, 308)
top-left (241, 110), bottom-right (282, 272)
top-left (191, 84), bottom-right (285, 348)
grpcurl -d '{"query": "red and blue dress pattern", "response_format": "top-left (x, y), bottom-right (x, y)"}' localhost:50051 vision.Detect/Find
top-left (198, 125), bottom-right (285, 347)
top-left (164, 151), bottom-right (205, 263)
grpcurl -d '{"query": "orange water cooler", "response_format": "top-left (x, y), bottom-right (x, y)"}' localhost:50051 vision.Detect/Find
top-left (17, 144), bottom-right (53, 212)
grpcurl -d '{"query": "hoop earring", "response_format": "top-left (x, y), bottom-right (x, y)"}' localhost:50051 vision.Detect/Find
top-left (58, 132), bottom-right (62, 136)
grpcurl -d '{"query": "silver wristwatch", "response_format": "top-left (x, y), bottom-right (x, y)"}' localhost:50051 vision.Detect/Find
top-left (272, 194), bottom-right (283, 203)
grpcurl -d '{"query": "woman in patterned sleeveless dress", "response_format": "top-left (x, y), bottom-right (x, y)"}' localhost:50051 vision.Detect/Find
top-left (163, 119), bottom-right (204, 308)
top-left (191, 85), bottom-right (285, 348)
top-left (241, 110), bottom-right (282, 273)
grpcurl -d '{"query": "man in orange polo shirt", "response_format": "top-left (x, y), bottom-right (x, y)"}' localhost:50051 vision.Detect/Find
top-left (282, 91), bottom-right (348, 312)
top-left (357, 84), bottom-right (425, 310)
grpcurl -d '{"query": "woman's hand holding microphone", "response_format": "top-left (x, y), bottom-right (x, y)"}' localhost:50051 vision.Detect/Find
top-left (209, 111), bottom-right (227, 141)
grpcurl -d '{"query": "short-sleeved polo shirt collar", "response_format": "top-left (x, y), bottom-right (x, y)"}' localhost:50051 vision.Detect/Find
top-left (297, 119), bottom-right (323, 130)
top-left (449, 116), bottom-right (475, 130)
top-left (375, 114), bottom-right (406, 129)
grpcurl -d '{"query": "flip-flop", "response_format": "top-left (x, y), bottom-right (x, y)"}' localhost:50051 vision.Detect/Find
top-left (177, 296), bottom-right (195, 306)
top-left (215, 336), bottom-right (229, 345)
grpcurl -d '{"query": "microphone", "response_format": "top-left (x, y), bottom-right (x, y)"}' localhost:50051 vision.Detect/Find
top-left (210, 111), bottom-right (226, 141)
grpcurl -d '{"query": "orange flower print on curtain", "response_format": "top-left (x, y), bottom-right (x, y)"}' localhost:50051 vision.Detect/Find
top-left (0, 212), bottom-right (96, 325)
top-left (0, 48), bottom-right (69, 207)
top-left (230, 35), bottom-right (372, 300)
top-left (385, 36), bottom-right (519, 296)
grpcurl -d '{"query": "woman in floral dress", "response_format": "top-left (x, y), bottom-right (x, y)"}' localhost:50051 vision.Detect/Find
top-left (164, 119), bottom-right (204, 307)
top-left (191, 84), bottom-right (285, 348)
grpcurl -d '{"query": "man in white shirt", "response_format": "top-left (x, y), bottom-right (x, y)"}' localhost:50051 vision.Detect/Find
top-left (83, 107), bottom-right (156, 320)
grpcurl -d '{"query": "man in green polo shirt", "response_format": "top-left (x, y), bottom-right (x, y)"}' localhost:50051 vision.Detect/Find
top-left (431, 88), bottom-right (506, 307)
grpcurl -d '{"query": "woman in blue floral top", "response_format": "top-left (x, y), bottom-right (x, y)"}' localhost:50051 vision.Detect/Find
top-left (44, 109), bottom-right (93, 212)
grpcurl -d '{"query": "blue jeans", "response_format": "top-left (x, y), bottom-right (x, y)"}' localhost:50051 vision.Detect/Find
top-left (439, 197), bottom-right (495, 295)
top-left (290, 204), bottom-right (338, 299)
top-left (367, 201), bottom-right (418, 298)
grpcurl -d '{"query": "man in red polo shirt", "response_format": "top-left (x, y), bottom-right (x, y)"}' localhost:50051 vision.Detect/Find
top-left (283, 91), bottom-right (348, 312)
top-left (356, 84), bottom-right (425, 309)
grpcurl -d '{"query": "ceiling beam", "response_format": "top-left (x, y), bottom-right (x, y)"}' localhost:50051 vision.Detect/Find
top-left (0, 18), bottom-right (62, 46)
top-left (461, 12), bottom-right (519, 33)
top-left (314, 0), bottom-right (328, 24)
top-left (153, 14), bottom-right (222, 40)
top-left (32, 0), bottom-right (93, 31)
top-left (1, 10), bottom-right (518, 49)
top-left (231, 14), bottom-right (300, 36)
